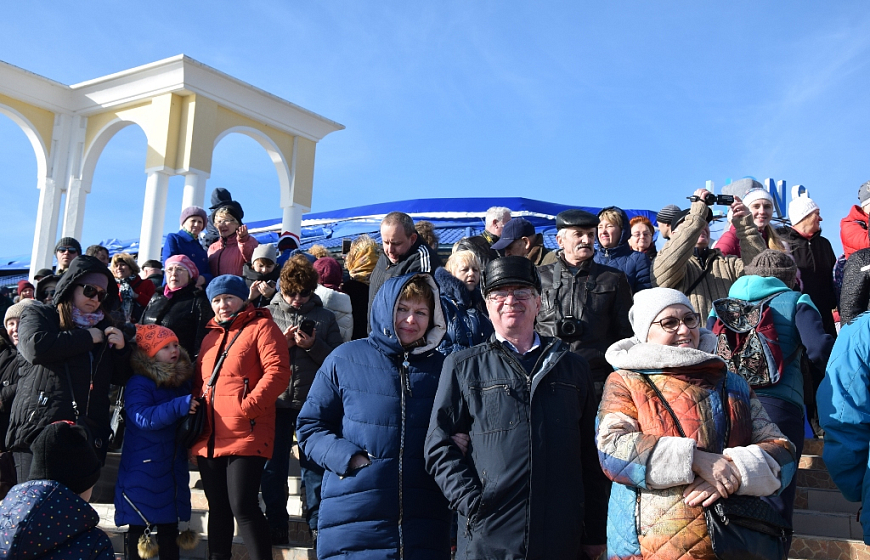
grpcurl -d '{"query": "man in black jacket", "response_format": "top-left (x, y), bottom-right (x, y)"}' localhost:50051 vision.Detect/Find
top-left (366, 212), bottom-right (440, 328)
top-left (537, 209), bottom-right (633, 399)
top-left (425, 256), bottom-right (608, 560)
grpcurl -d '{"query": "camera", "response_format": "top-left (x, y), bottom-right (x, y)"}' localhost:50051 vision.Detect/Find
top-left (557, 316), bottom-right (583, 339)
top-left (688, 193), bottom-right (734, 206)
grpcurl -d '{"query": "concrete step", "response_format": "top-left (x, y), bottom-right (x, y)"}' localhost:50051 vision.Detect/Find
top-left (104, 526), bottom-right (315, 559)
top-left (794, 487), bottom-right (861, 516)
top-left (803, 438), bottom-right (824, 457)
top-left (789, 534), bottom-right (870, 560)
top-left (796, 464), bottom-right (838, 490)
top-left (792, 509), bottom-right (863, 540)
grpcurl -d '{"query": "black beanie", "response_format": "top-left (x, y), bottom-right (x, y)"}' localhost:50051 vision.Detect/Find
top-left (29, 421), bottom-right (101, 494)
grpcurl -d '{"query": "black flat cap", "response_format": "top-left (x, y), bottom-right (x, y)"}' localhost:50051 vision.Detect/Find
top-left (482, 256), bottom-right (542, 294)
top-left (556, 209), bottom-right (599, 230)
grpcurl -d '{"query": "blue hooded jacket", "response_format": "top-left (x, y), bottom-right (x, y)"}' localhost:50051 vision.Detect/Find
top-left (296, 273), bottom-right (451, 560)
top-left (594, 206), bottom-right (651, 293)
top-left (434, 267), bottom-right (492, 356)
top-left (0, 480), bottom-right (113, 559)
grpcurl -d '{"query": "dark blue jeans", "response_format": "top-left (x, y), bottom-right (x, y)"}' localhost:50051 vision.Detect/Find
top-left (757, 395), bottom-right (804, 550)
top-left (261, 408), bottom-right (323, 532)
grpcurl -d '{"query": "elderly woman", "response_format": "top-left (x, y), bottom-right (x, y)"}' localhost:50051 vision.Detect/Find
top-left (628, 215), bottom-right (657, 259)
top-left (162, 206), bottom-right (212, 287)
top-left (296, 273), bottom-right (451, 560)
top-left (597, 287), bottom-right (796, 560)
top-left (140, 255), bottom-right (214, 359)
top-left (111, 253), bottom-right (155, 323)
top-left (434, 250), bottom-right (492, 354)
top-left (595, 206), bottom-right (651, 292)
top-left (207, 205), bottom-right (258, 278)
top-left (191, 275), bottom-right (290, 560)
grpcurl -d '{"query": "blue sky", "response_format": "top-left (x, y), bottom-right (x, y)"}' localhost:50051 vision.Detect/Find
top-left (1, 1), bottom-right (868, 258)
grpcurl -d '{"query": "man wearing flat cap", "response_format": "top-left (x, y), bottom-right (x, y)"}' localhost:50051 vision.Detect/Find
top-left (537, 209), bottom-right (633, 399)
top-left (425, 256), bottom-right (608, 560)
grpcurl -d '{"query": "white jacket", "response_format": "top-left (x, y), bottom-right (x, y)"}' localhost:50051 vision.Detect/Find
top-left (315, 285), bottom-right (353, 342)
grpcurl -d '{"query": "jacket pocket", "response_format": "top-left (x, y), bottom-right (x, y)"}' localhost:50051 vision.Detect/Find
top-left (547, 381), bottom-right (582, 431)
top-left (468, 382), bottom-right (521, 434)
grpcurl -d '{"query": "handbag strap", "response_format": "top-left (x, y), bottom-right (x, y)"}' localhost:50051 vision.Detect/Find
top-left (63, 364), bottom-right (80, 419)
top-left (640, 372), bottom-right (730, 452)
top-left (205, 326), bottom-right (246, 392)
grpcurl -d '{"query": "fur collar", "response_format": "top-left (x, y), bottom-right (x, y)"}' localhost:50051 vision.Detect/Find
top-left (130, 346), bottom-right (194, 388)
top-left (605, 329), bottom-right (725, 371)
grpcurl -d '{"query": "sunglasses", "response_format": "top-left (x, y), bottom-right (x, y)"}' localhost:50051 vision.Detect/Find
top-left (57, 247), bottom-right (78, 254)
top-left (285, 289), bottom-right (312, 298)
top-left (78, 284), bottom-right (108, 302)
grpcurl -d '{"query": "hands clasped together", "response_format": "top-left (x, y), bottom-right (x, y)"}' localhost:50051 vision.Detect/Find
top-left (684, 448), bottom-right (742, 507)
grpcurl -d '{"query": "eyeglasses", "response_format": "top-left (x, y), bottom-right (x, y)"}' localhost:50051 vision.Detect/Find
top-left (285, 289), bottom-right (312, 298)
top-left (215, 219), bottom-right (238, 227)
top-left (77, 284), bottom-right (108, 302)
top-left (651, 313), bottom-right (701, 333)
top-left (57, 247), bottom-right (78, 254)
top-left (487, 288), bottom-right (535, 302)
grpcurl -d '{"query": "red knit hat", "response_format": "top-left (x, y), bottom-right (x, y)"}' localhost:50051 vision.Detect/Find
top-left (135, 324), bottom-right (178, 358)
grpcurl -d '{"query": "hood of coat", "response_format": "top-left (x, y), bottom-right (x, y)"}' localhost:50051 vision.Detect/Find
top-left (0, 480), bottom-right (101, 558)
top-left (52, 255), bottom-right (118, 310)
top-left (726, 275), bottom-right (791, 303)
top-left (369, 273), bottom-right (446, 356)
top-left (434, 266), bottom-right (483, 309)
top-left (130, 346), bottom-right (194, 388)
top-left (605, 329), bottom-right (725, 371)
top-left (596, 206), bottom-right (633, 253)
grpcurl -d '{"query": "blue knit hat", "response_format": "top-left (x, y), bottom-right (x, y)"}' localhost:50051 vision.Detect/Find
top-left (206, 275), bottom-right (249, 301)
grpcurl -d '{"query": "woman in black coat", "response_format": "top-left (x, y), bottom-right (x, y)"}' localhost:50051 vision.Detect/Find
top-left (6, 255), bottom-right (132, 479)
top-left (139, 255), bottom-right (213, 359)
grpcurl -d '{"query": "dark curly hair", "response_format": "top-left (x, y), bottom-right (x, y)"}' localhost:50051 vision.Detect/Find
top-left (280, 254), bottom-right (319, 295)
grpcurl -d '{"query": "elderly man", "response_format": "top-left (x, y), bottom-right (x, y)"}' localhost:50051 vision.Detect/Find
top-left (777, 188), bottom-right (838, 337)
top-left (482, 205), bottom-right (511, 246)
top-left (367, 211), bottom-right (441, 325)
top-left (490, 217), bottom-right (557, 266)
top-left (54, 237), bottom-right (81, 275)
top-left (425, 256), bottom-right (608, 560)
top-left (537, 209), bottom-right (633, 398)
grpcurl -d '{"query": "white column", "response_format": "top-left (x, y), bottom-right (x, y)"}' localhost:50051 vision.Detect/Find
top-left (181, 169), bottom-right (208, 210)
top-left (282, 203), bottom-right (308, 237)
top-left (138, 170), bottom-right (170, 264)
top-left (29, 176), bottom-right (64, 276)
top-left (61, 178), bottom-right (88, 240)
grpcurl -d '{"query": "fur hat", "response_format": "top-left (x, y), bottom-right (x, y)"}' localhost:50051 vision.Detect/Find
top-left (788, 186), bottom-right (820, 226)
top-left (745, 250), bottom-right (797, 288)
top-left (629, 287), bottom-right (695, 342)
top-left (5, 298), bottom-right (35, 325)
top-left (206, 275), bottom-right (249, 302)
top-left (28, 421), bottom-right (101, 494)
top-left (135, 324), bottom-right (178, 358)
top-left (180, 206), bottom-right (207, 227)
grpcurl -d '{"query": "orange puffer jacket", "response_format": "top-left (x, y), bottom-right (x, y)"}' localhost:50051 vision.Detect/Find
top-left (192, 306), bottom-right (291, 459)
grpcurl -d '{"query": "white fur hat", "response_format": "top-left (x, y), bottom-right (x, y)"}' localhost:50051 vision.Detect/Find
top-left (788, 185), bottom-right (819, 226)
top-left (629, 287), bottom-right (695, 342)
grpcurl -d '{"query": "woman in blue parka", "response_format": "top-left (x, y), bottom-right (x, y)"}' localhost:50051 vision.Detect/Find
top-left (114, 324), bottom-right (198, 560)
top-left (296, 273), bottom-right (451, 560)
top-left (435, 251), bottom-right (492, 355)
top-left (594, 205), bottom-right (652, 293)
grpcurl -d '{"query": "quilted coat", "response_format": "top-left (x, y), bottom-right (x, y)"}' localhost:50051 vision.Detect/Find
top-left (597, 331), bottom-right (796, 560)
top-left (594, 206), bottom-right (652, 293)
top-left (114, 347), bottom-right (194, 527)
top-left (0, 480), bottom-right (114, 559)
top-left (315, 285), bottom-right (354, 342)
top-left (433, 267), bottom-right (492, 355)
top-left (191, 305), bottom-right (291, 459)
top-left (840, 204), bottom-right (869, 259)
top-left (296, 273), bottom-right (450, 560)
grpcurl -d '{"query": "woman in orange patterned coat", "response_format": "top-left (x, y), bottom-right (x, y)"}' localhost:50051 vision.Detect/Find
top-left (596, 287), bottom-right (796, 560)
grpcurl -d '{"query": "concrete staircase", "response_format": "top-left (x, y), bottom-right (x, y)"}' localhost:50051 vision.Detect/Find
top-left (92, 453), bottom-right (316, 559)
top-left (789, 438), bottom-right (870, 560)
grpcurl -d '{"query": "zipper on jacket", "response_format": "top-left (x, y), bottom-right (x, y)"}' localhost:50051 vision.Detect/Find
top-left (398, 351), bottom-right (411, 560)
top-left (243, 378), bottom-right (256, 432)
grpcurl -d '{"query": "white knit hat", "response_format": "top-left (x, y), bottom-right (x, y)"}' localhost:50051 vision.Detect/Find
top-left (629, 287), bottom-right (695, 342)
top-left (742, 187), bottom-right (774, 208)
top-left (788, 185), bottom-right (819, 226)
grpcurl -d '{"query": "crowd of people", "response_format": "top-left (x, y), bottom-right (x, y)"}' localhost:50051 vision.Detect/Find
top-left (0, 180), bottom-right (868, 560)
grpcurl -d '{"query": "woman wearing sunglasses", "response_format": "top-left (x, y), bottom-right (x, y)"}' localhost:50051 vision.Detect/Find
top-left (6, 255), bottom-right (131, 480)
top-left (261, 254), bottom-right (343, 544)
top-left (596, 287), bottom-right (796, 560)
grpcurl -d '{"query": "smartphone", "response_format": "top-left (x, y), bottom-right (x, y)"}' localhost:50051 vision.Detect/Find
top-left (300, 319), bottom-right (316, 336)
top-left (342, 238), bottom-right (352, 254)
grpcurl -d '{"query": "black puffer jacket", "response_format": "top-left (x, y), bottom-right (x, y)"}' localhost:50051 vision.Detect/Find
top-left (242, 262), bottom-right (281, 308)
top-left (839, 247), bottom-right (870, 325)
top-left (778, 226), bottom-right (838, 336)
top-left (425, 335), bottom-right (609, 559)
top-left (6, 256), bottom-right (132, 454)
top-left (140, 284), bottom-right (213, 359)
top-left (537, 254), bottom-right (633, 382)
top-left (267, 293), bottom-right (343, 409)
top-left (0, 333), bottom-right (18, 450)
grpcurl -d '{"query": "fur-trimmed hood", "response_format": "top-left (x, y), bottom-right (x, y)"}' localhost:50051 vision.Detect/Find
top-left (605, 329), bottom-right (725, 371)
top-left (130, 347), bottom-right (194, 388)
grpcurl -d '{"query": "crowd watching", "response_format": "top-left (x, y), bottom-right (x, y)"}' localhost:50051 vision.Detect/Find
top-left (0, 179), bottom-right (868, 560)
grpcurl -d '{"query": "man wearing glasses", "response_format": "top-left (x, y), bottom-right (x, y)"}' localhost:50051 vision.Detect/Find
top-left (426, 256), bottom-right (608, 560)
top-left (537, 209), bottom-right (633, 401)
top-left (54, 237), bottom-right (82, 276)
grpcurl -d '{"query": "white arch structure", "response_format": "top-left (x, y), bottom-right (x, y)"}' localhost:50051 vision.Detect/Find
top-left (0, 55), bottom-right (344, 276)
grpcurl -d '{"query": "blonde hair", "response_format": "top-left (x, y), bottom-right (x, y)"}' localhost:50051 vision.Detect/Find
top-left (445, 250), bottom-right (481, 277)
top-left (763, 224), bottom-right (788, 252)
top-left (344, 235), bottom-right (379, 282)
top-left (111, 253), bottom-right (140, 275)
top-left (214, 207), bottom-right (238, 223)
top-left (308, 244), bottom-right (330, 259)
top-left (598, 209), bottom-right (623, 229)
